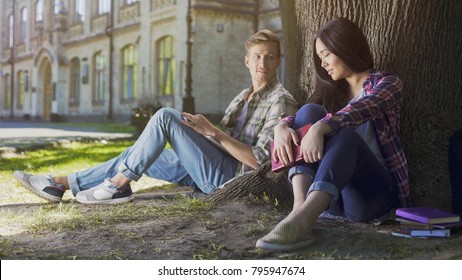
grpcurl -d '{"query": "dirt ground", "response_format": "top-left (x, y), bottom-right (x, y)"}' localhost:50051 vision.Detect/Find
top-left (1, 193), bottom-right (462, 260)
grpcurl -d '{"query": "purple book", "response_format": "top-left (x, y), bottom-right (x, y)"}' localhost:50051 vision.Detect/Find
top-left (271, 123), bottom-right (312, 173)
top-left (395, 207), bottom-right (461, 224)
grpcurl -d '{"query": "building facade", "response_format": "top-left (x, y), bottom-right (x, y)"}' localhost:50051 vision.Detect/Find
top-left (0, 0), bottom-right (282, 122)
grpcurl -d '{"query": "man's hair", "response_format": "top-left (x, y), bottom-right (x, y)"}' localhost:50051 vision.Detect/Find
top-left (245, 29), bottom-right (281, 57)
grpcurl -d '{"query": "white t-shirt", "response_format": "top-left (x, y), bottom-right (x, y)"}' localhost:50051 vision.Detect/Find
top-left (350, 89), bottom-right (386, 167)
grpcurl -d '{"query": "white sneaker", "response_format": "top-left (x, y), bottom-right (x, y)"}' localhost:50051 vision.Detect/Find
top-left (76, 179), bottom-right (134, 205)
top-left (13, 171), bottom-right (65, 202)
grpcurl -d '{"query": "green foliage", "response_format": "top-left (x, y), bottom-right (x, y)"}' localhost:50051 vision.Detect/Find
top-left (0, 141), bottom-right (134, 173)
top-left (43, 122), bottom-right (135, 134)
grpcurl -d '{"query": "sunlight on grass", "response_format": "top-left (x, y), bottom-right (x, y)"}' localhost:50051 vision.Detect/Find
top-left (0, 140), bottom-right (211, 243)
top-left (0, 140), bottom-right (173, 205)
top-left (43, 122), bottom-right (136, 134)
top-left (0, 195), bottom-right (212, 236)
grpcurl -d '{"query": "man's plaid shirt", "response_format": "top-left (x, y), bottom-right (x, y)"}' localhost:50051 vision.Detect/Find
top-left (219, 76), bottom-right (298, 175)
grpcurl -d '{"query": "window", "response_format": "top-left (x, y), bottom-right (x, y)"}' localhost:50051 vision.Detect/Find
top-left (98, 0), bottom-right (111, 15)
top-left (122, 45), bottom-right (137, 100)
top-left (75, 0), bottom-right (85, 22)
top-left (70, 58), bottom-right (80, 105)
top-left (126, 0), bottom-right (139, 5)
top-left (3, 74), bottom-right (11, 110)
top-left (156, 36), bottom-right (175, 96)
top-left (93, 52), bottom-right (106, 104)
top-left (54, 0), bottom-right (66, 15)
top-left (36, 0), bottom-right (43, 22)
top-left (8, 14), bottom-right (14, 48)
top-left (17, 71), bottom-right (26, 110)
top-left (20, 8), bottom-right (27, 43)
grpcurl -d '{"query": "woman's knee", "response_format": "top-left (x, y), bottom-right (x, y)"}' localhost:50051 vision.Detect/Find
top-left (296, 104), bottom-right (326, 122)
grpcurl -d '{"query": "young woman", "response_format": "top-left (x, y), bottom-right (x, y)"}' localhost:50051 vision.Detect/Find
top-left (256, 18), bottom-right (411, 251)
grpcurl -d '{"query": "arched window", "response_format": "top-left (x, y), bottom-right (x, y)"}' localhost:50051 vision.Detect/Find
top-left (17, 71), bottom-right (26, 110)
top-left (70, 58), bottom-right (81, 106)
top-left (36, 0), bottom-right (43, 22)
top-left (20, 8), bottom-right (28, 43)
top-left (3, 74), bottom-right (11, 110)
top-left (75, 0), bottom-right (85, 22)
top-left (156, 36), bottom-right (175, 96)
top-left (93, 52), bottom-right (106, 104)
top-left (122, 45), bottom-right (137, 100)
top-left (54, 0), bottom-right (66, 15)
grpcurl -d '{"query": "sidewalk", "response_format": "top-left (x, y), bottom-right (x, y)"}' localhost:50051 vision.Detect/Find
top-left (0, 120), bottom-right (134, 156)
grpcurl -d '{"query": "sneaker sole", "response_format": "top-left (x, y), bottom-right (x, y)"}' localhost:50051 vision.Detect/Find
top-left (13, 171), bottom-right (62, 203)
top-left (256, 236), bottom-right (314, 251)
top-left (76, 195), bottom-right (134, 205)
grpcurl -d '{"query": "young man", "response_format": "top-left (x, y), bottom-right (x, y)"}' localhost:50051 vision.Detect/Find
top-left (14, 29), bottom-right (298, 204)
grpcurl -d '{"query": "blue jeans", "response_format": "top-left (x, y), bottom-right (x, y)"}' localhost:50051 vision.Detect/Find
top-left (68, 108), bottom-right (239, 195)
top-left (288, 104), bottom-right (398, 222)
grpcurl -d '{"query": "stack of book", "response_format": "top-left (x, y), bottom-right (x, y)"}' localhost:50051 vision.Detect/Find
top-left (391, 207), bottom-right (462, 238)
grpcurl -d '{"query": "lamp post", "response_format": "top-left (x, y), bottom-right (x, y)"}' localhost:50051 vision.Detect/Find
top-left (10, 0), bottom-right (16, 119)
top-left (183, 0), bottom-right (195, 114)
top-left (106, 0), bottom-right (115, 120)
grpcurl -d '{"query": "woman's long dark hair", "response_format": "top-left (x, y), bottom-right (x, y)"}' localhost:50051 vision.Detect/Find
top-left (309, 18), bottom-right (374, 112)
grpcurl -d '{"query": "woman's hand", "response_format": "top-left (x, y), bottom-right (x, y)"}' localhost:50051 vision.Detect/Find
top-left (300, 122), bottom-right (332, 163)
top-left (272, 123), bottom-right (300, 167)
top-left (181, 112), bottom-right (217, 137)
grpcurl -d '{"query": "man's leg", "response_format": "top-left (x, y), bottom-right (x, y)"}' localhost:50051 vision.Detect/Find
top-left (16, 108), bottom-right (238, 202)
top-left (74, 108), bottom-right (238, 203)
top-left (68, 148), bottom-right (132, 195)
top-left (117, 107), bottom-right (238, 194)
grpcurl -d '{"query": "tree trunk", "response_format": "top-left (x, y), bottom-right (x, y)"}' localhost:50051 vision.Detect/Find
top-left (208, 0), bottom-right (462, 211)
top-left (205, 162), bottom-right (293, 205)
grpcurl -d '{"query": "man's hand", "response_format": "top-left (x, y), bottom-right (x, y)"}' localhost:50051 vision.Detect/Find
top-left (182, 112), bottom-right (258, 169)
top-left (181, 112), bottom-right (218, 137)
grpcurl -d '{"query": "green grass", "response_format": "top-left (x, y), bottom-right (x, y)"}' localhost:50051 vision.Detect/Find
top-left (0, 140), bottom-right (210, 246)
top-left (0, 196), bottom-right (211, 234)
top-left (0, 140), bottom-right (174, 205)
top-left (45, 122), bottom-right (136, 133)
top-left (0, 140), bottom-right (136, 204)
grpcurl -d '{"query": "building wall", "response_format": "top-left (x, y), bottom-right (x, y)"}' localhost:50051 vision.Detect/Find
top-left (193, 10), bottom-right (254, 115)
top-left (0, 0), bottom-right (282, 122)
top-left (0, 0), bottom-right (4, 115)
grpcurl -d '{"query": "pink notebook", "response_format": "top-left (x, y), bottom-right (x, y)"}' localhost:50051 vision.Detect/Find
top-left (271, 123), bottom-right (312, 173)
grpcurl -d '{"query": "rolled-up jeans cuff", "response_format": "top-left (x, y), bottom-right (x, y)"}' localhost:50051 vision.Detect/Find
top-left (288, 165), bottom-right (315, 182)
top-left (117, 162), bottom-right (142, 181)
top-left (308, 181), bottom-right (339, 201)
top-left (67, 173), bottom-right (80, 196)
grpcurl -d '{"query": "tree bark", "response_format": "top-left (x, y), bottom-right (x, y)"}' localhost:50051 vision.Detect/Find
top-left (208, 0), bottom-right (462, 211)
top-left (205, 162), bottom-right (293, 205)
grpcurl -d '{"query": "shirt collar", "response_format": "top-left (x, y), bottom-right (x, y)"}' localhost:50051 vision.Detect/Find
top-left (242, 75), bottom-right (279, 101)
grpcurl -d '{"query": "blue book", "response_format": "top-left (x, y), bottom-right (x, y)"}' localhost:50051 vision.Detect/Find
top-left (392, 228), bottom-right (450, 238)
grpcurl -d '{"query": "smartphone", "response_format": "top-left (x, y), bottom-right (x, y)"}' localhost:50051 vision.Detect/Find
top-left (182, 115), bottom-right (195, 125)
